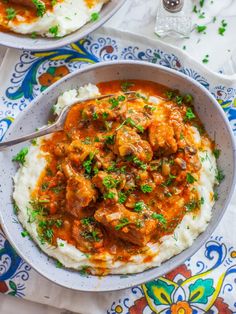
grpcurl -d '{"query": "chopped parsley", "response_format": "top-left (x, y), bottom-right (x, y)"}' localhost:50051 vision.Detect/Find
top-left (104, 134), bottom-right (115, 145)
top-left (186, 173), bottom-right (197, 184)
top-left (91, 12), bottom-right (100, 22)
top-left (13, 201), bottom-right (19, 215)
top-left (213, 148), bottom-right (221, 159)
top-left (79, 265), bottom-right (90, 276)
top-left (81, 217), bottom-right (95, 225)
top-left (32, 0), bottom-right (46, 17)
top-left (12, 147), bottom-right (29, 165)
top-left (215, 168), bottom-right (225, 183)
top-left (185, 201), bottom-right (198, 212)
top-left (134, 201), bottom-right (146, 212)
top-left (118, 192), bottom-right (127, 204)
top-left (82, 153), bottom-right (94, 175)
top-left (6, 8), bottom-right (16, 20)
top-left (218, 20), bottom-right (227, 36)
top-left (132, 156), bottom-right (147, 170)
top-left (104, 191), bottom-right (116, 199)
top-left (92, 112), bottom-right (98, 120)
top-left (199, 0), bottom-right (205, 7)
top-left (109, 97), bottom-right (119, 109)
top-left (213, 191), bottom-right (219, 201)
top-left (126, 117), bottom-right (144, 133)
top-left (81, 230), bottom-right (100, 242)
top-left (162, 173), bottom-right (176, 187)
top-left (202, 54), bottom-right (209, 64)
top-left (184, 108), bottom-right (196, 121)
top-left (48, 25), bottom-right (59, 37)
top-left (55, 260), bottom-right (63, 268)
top-left (140, 184), bottom-right (153, 193)
top-left (115, 218), bottom-right (130, 230)
top-left (41, 182), bottom-right (49, 191)
top-left (196, 25), bottom-right (207, 33)
top-left (103, 176), bottom-right (119, 189)
top-left (184, 94), bottom-right (193, 104)
top-left (21, 230), bottom-right (29, 238)
top-left (121, 81), bottom-right (134, 92)
top-left (151, 213), bottom-right (166, 225)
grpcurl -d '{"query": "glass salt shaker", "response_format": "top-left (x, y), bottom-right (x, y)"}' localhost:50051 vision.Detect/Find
top-left (155, 0), bottom-right (192, 38)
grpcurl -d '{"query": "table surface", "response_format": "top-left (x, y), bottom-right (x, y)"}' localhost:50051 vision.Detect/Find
top-left (0, 0), bottom-right (236, 313)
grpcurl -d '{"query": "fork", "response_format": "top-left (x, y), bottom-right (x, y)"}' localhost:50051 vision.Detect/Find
top-left (0, 91), bottom-right (136, 150)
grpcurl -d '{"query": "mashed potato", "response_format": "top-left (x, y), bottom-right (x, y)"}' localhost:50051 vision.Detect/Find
top-left (2, 0), bottom-right (108, 37)
top-left (13, 84), bottom-right (218, 275)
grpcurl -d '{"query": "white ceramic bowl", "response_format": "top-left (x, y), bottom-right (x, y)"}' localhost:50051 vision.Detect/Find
top-left (0, 61), bottom-right (235, 292)
top-left (0, 0), bottom-right (126, 51)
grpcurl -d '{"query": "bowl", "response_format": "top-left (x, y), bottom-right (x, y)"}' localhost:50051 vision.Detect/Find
top-left (0, 0), bottom-right (126, 51)
top-left (0, 61), bottom-right (235, 292)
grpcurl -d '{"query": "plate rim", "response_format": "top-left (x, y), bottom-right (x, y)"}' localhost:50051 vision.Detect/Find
top-left (0, 0), bottom-right (127, 51)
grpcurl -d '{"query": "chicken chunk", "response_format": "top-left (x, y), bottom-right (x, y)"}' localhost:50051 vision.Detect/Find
top-left (81, 102), bottom-right (117, 121)
top-left (92, 171), bottom-right (126, 202)
top-left (72, 218), bottom-right (104, 253)
top-left (149, 121), bottom-right (177, 156)
top-left (66, 139), bottom-right (92, 164)
top-left (95, 151), bottom-right (116, 170)
top-left (123, 107), bottom-right (152, 131)
top-left (62, 164), bottom-right (97, 218)
top-left (94, 203), bottom-right (157, 246)
top-left (115, 126), bottom-right (153, 162)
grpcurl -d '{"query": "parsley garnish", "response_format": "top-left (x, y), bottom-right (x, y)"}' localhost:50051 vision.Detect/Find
top-left (82, 153), bottom-right (94, 175)
top-left (91, 12), bottom-right (100, 22)
top-left (115, 218), bottom-right (130, 230)
top-left (185, 201), bottom-right (198, 212)
top-left (202, 54), bottom-right (209, 64)
top-left (196, 25), bottom-right (207, 33)
top-left (104, 134), bottom-right (115, 145)
top-left (132, 156), bottom-right (147, 170)
top-left (32, 0), bottom-right (46, 17)
top-left (215, 168), bottom-right (225, 183)
top-left (134, 201), bottom-right (145, 212)
top-left (184, 107), bottom-right (196, 121)
top-left (104, 191), bottom-right (116, 199)
top-left (6, 8), bottom-right (16, 20)
top-left (49, 25), bottom-right (59, 37)
top-left (162, 173), bottom-right (176, 187)
top-left (213, 191), bottom-right (219, 201)
top-left (213, 148), bottom-right (221, 159)
top-left (151, 213), bottom-right (166, 225)
top-left (186, 173), bottom-right (197, 184)
top-left (140, 184), bottom-right (153, 193)
top-left (81, 230), bottom-right (100, 242)
top-left (21, 230), bottom-right (29, 238)
top-left (103, 176), bottom-right (119, 189)
top-left (118, 192), bottom-right (127, 204)
top-left (121, 81), bottom-right (134, 92)
top-left (12, 147), bottom-right (29, 165)
top-left (55, 260), bottom-right (63, 268)
top-left (218, 20), bottom-right (227, 36)
top-left (81, 217), bottom-right (95, 225)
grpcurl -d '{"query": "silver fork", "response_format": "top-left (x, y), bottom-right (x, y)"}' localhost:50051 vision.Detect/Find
top-left (0, 91), bottom-right (136, 150)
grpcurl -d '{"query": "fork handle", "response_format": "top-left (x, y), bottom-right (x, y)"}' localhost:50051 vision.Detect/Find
top-left (0, 123), bottom-right (62, 150)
